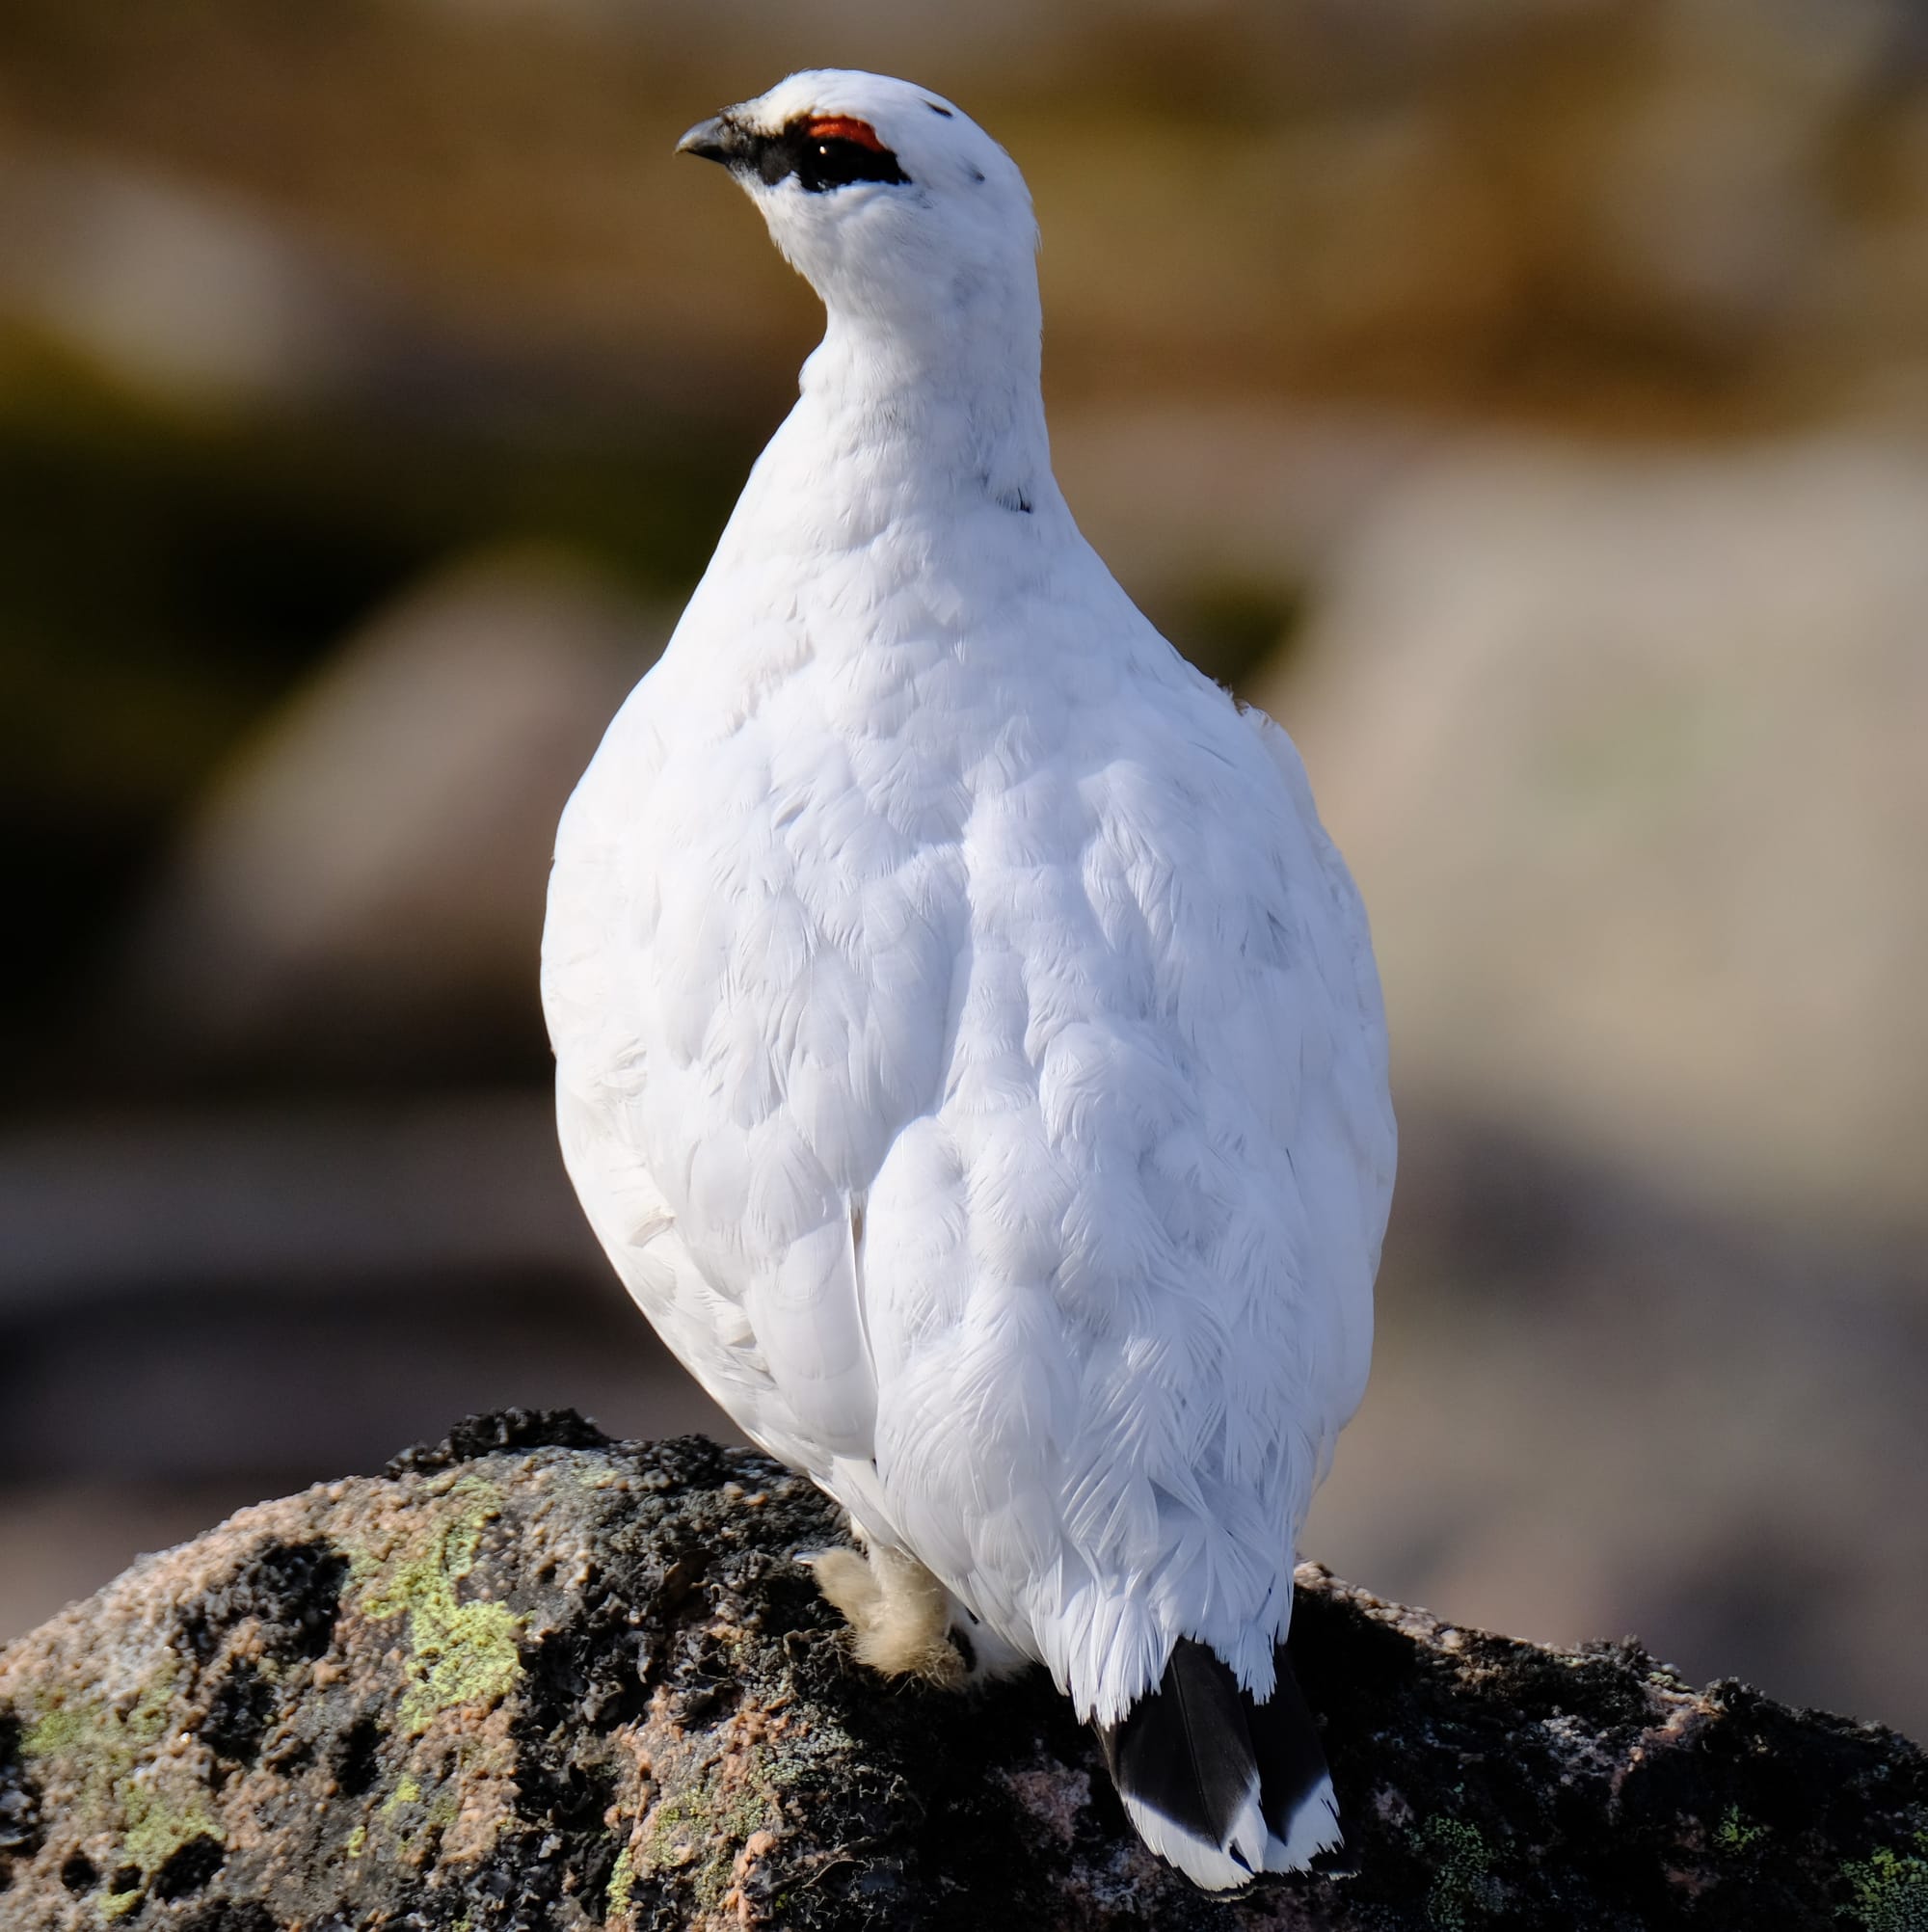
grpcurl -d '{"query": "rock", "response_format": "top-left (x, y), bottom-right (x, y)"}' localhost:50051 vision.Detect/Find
top-left (117, 549), bottom-right (668, 1081)
top-left (0, 150), bottom-right (388, 412)
top-left (1, 1412), bottom-right (1922, 1929)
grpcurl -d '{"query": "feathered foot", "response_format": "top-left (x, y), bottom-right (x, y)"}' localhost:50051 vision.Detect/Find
top-left (804, 1541), bottom-right (966, 1688)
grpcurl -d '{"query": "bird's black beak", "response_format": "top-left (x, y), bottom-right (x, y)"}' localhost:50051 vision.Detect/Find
top-left (676, 116), bottom-right (740, 168)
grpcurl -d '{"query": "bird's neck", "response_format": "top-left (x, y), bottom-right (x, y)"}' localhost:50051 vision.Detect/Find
top-left (776, 293), bottom-right (1055, 524)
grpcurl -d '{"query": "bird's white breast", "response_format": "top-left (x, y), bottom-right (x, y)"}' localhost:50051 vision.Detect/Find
top-left (543, 480), bottom-right (1392, 1723)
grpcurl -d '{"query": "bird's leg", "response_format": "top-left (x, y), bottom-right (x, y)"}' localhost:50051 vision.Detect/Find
top-left (807, 1540), bottom-right (965, 1688)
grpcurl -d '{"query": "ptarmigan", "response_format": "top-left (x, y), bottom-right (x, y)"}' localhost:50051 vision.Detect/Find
top-left (542, 69), bottom-right (1395, 1892)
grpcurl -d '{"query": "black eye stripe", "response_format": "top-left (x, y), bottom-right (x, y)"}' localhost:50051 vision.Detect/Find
top-left (743, 121), bottom-right (910, 193)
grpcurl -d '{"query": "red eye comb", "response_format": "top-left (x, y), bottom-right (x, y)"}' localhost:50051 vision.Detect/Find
top-left (806, 116), bottom-right (886, 152)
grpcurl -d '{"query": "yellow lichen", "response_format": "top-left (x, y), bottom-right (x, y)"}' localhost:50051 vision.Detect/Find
top-left (122, 1784), bottom-right (222, 1876)
top-left (645, 1790), bottom-right (705, 1871)
top-left (353, 1476), bottom-right (525, 1733)
top-left (640, 1755), bottom-right (784, 1912)
top-left (572, 1457), bottom-right (623, 1492)
top-left (608, 1841), bottom-right (637, 1917)
top-left (23, 1704), bottom-right (88, 1758)
top-left (21, 1667), bottom-right (223, 1884)
top-left (1843, 1839), bottom-right (1928, 1932)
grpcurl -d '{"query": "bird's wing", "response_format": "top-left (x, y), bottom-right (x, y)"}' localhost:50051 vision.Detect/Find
top-left (542, 642), bottom-right (965, 1489)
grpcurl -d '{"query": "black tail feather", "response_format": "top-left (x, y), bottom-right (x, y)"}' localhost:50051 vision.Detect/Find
top-left (1246, 1644), bottom-right (1331, 1845)
top-left (1097, 1638), bottom-right (1259, 1851)
top-left (1095, 1639), bottom-right (1336, 1889)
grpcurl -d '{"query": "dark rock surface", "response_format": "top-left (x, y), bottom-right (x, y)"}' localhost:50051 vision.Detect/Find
top-left (1, 1410), bottom-right (1922, 1930)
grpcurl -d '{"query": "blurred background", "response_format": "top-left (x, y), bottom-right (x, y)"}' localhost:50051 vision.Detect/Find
top-left (3, 0), bottom-right (1925, 1739)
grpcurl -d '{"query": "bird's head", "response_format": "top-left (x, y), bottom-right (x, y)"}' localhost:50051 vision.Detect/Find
top-left (677, 70), bottom-right (1038, 353)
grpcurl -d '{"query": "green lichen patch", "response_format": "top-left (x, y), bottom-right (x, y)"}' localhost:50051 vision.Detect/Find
top-left (1415, 1812), bottom-right (1499, 1930)
top-left (121, 1783), bottom-right (224, 1882)
top-left (354, 1476), bottom-right (525, 1733)
top-left (633, 1730), bottom-right (788, 1918)
top-left (1715, 1804), bottom-right (1766, 1855)
top-left (640, 1788), bottom-right (706, 1875)
top-left (23, 1702), bottom-right (91, 1761)
top-left (404, 1597), bottom-right (522, 1731)
top-left (375, 1738), bottom-right (506, 1869)
top-left (20, 1665), bottom-right (225, 1890)
top-left (606, 1840), bottom-right (636, 1917)
top-left (100, 1876), bottom-right (145, 1920)
top-left (1843, 1838), bottom-right (1928, 1932)
top-left (401, 1783), bottom-right (463, 1862)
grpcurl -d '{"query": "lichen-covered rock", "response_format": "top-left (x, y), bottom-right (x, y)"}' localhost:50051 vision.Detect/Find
top-left (1, 1411), bottom-right (1922, 1930)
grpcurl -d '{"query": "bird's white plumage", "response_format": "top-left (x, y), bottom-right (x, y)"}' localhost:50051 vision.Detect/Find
top-left (543, 70), bottom-right (1393, 1751)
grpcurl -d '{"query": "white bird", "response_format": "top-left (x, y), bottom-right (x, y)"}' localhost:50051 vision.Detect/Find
top-left (542, 69), bottom-right (1395, 1892)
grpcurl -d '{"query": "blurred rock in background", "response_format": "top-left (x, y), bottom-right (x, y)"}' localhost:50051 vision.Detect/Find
top-left (1, 0), bottom-right (1924, 1740)
top-left (117, 548), bottom-right (669, 1082)
top-left (1265, 434), bottom-right (1928, 1236)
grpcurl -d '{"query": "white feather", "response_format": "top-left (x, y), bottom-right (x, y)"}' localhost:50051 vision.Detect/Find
top-left (542, 67), bottom-right (1394, 1745)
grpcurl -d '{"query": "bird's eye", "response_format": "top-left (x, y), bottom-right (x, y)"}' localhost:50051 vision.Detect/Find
top-left (783, 116), bottom-right (909, 193)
